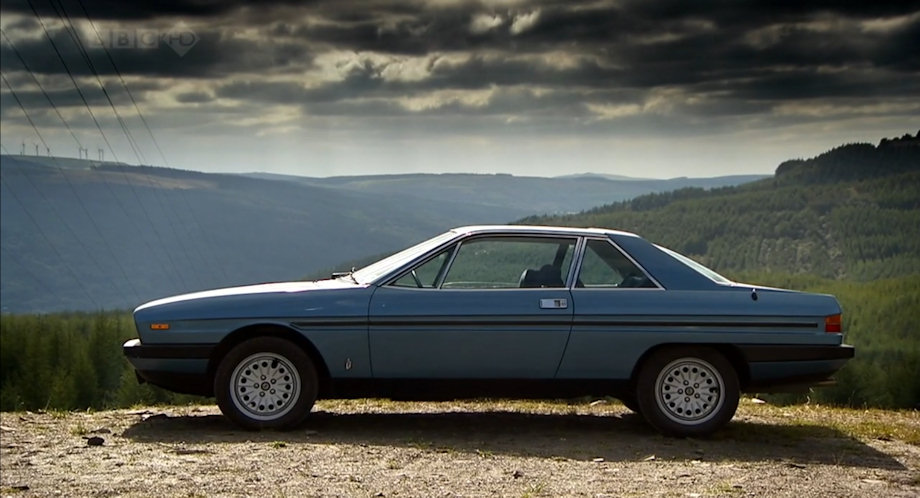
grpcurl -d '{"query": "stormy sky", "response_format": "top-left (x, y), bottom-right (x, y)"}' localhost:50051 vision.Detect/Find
top-left (1, 0), bottom-right (917, 178)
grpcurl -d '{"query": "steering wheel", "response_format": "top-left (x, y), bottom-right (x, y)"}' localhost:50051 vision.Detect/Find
top-left (410, 270), bottom-right (423, 288)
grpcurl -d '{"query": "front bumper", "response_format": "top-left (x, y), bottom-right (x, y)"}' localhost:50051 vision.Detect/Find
top-left (123, 339), bottom-right (214, 396)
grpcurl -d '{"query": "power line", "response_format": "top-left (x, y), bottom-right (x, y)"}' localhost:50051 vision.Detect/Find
top-left (24, 0), bottom-right (194, 290)
top-left (1, 29), bottom-right (85, 150)
top-left (0, 173), bottom-right (102, 310)
top-left (45, 0), bottom-right (219, 289)
top-left (74, 0), bottom-right (169, 167)
top-left (0, 59), bottom-right (146, 299)
top-left (0, 73), bottom-right (51, 153)
top-left (45, 0), bottom-right (147, 165)
top-left (71, 0), bottom-right (230, 285)
top-left (9, 3), bottom-right (230, 290)
top-left (24, 0), bottom-right (121, 163)
top-left (62, 0), bottom-right (231, 287)
top-left (0, 245), bottom-right (58, 302)
top-left (0, 72), bottom-right (142, 302)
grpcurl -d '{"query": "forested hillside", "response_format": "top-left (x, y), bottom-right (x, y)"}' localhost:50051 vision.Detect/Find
top-left (524, 132), bottom-right (920, 281)
top-left (524, 132), bottom-right (920, 409)
top-left (1, 134), bottom-right (917, 412)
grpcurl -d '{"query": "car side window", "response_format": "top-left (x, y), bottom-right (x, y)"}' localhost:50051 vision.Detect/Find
top-left (391, 249), bottom-right (451, 288)
top-left (577, 239), bottom-right (656, 288)
top-left (441, 237), bottom-right (575, 289)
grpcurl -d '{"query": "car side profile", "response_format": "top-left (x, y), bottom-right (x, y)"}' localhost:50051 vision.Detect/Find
top-left (124, 225), bottom-right (854, 436)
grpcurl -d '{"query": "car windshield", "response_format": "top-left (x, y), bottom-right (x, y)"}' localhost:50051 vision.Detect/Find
top-left (656, 245), bottom-right (733, 285)
top-left (351, 231), bottom-right (457, 284)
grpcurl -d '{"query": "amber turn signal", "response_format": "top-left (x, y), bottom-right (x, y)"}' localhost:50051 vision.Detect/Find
top-left (150, 323), bottom-right (170, 330)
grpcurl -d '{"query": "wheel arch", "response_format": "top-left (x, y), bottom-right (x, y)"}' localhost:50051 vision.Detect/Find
top-left (207, 323), bottom-right (332, 395)
top-left (629, 343), bottom-right (751, 390)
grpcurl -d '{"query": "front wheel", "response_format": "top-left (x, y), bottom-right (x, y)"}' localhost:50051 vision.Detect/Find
top-left (214, 336), bottom-right (318, 430)
top-left (636, 347), bottom-right (739, 437)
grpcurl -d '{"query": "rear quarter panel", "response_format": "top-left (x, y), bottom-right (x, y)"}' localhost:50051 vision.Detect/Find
top-left (557, 288), bottom-right (842, 379)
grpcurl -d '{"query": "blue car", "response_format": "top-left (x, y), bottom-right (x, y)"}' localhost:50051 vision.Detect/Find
top-left (124, 225), bottom-right (853, 436)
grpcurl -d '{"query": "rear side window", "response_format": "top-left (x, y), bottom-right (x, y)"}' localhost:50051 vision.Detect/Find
top-left (577, 239), bottom-right (657, 288)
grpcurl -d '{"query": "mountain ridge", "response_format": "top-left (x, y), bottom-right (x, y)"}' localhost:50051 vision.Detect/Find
top-left (522, 132), bottom-right (920, 281)
top-left (0, 156), bottom-right (762, 312)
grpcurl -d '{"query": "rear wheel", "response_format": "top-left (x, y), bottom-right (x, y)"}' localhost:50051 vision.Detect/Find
top-left (214, 336), bottom-right (317, 430)
top-left (636, 347), bottom-right (739, 437)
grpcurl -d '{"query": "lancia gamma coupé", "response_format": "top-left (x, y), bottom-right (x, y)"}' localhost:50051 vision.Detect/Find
top-left (124, 225), bottom-right (854, 436)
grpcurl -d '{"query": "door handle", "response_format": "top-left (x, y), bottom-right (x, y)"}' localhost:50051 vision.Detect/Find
top-left (540, 298), bottom-right (568, 309)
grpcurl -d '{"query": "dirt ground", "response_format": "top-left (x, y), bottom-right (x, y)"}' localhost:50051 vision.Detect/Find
top-left (1, 399), bottom-right (918, 497)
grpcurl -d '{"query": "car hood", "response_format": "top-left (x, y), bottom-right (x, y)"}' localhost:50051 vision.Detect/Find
top-left (135, 278), bottom-right (363, 312)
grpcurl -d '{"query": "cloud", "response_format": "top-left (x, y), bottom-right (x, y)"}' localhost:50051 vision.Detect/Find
top-left (174, 91), bottom-right (213, 103)
top-left (0, 0), bottom-right (245, 20)
top-left (510, 10), bottom-right (540, 35)
top-left (586, 102), bottom-right (642, 120)
top-left (470, 13), bottom-right (504, 34)
top-left (1, 0), bottom-right (917, 175)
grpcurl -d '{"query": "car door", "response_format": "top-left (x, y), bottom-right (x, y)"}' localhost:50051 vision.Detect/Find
top-left (557, 237), bottom-right (664, 380)
top-left (368, 235), bottom-right (577, 378)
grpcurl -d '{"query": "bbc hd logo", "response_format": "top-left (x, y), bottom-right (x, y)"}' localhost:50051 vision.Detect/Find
top-left (96, 24), bottom-right (199, 57)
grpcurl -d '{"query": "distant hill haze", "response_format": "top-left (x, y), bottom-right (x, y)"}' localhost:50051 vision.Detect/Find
top-left (0, 157), bottom-right (763, 312)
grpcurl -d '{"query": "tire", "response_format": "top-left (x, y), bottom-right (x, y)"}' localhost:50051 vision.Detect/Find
top-left (214, 336), bottom-right (318, 430)
top-left (636, 347), bottom-right (739, 437)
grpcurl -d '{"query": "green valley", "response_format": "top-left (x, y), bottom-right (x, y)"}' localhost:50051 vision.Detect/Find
top-left (1, 133), bottom-right (917, 412)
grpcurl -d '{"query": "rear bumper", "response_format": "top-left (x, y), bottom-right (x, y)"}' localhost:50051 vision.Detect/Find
top-left (123, 339), bottom-right (214, 396)
top-left (738, 344), bottom-right (855, 392)
top-left (738, 344), bottom-right (855, 362)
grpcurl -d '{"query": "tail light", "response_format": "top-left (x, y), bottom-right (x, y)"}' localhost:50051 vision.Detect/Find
top-left (825, 314), bottom-right (842, 333)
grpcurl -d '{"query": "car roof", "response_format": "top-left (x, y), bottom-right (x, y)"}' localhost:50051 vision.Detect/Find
top-left (450, 225), bottom-right (641, 239)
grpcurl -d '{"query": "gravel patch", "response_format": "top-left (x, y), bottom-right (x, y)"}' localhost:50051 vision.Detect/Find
top-left (1, 400), bottom-right (917, 497)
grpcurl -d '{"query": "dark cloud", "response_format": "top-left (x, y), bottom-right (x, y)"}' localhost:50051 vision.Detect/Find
top-left (718, 69), bottom-right (920, 101)
top-left (173, 91), bottom-right (213, 103)
top-left (0, 0), bottom-right (246, 20)
top-left (2, 85), bottom-right (124, 110)
top-left (0, 25), bottom-right (313, 78)
top-left (623, 0), bottom-right (920, 28)
top-left (1, 0), bottom-right (917, 147)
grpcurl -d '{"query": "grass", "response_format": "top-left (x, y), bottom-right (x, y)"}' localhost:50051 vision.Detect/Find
top-left (1, 487), bottom-right (30, 494)
top-left (521, 481), bottom-right (547, 497)
top-left (69, 422), bottom-right (88, 436)
top-left (711, 482), bottom-right (745, 495)
top-left (11, 396), bottom-right (917, 446)
top-left (735, 401), bottom-right (920, 445)
top-left (316, 397), bottom-right (920, 445)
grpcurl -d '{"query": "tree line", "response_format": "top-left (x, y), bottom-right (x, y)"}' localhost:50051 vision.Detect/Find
top-left (0, 312), bottom-right (203, 411)
top-left (1, 271), bottom-right (917, 412)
